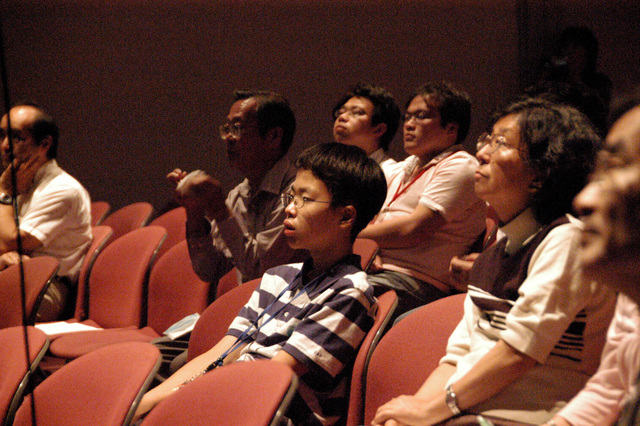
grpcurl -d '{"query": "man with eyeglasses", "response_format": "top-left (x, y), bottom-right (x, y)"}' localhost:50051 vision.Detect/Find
top-left (167, 90), bottom-right (305, 291)
top-left (331, 83), bottom-right (401, 179)
top-left (359, 81), bottom-right (486, 318)
top-left (0, 103), bottom-right (92, 321)
top-left (136, 143), bottom-right (386, 425)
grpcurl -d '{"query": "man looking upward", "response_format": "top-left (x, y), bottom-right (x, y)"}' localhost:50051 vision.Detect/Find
top-left (332, 83), bottom-right (401, 179)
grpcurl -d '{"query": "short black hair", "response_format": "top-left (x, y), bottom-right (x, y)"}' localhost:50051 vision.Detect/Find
top-left (295, 142), bottom-right (387, 242)
top-left (233, 90), bottom-right (296, 156)
top-left (11, 101), bottom-right (59, 159)
top-left (406, 81), bottom-right (471, 144)
top-left (492, 98), bottom-right (601, 224)
top-left (331, 83), bottom-right (401, 151)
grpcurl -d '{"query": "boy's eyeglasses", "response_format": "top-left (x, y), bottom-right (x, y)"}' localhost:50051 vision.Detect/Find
top-left (281, 193), bottom-right (332, 209)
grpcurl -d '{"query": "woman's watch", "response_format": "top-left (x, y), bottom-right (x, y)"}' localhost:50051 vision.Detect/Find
top-left (0, 192), bottom-right (13, 205)
top-left (445, 384), bottom-right (461, 415)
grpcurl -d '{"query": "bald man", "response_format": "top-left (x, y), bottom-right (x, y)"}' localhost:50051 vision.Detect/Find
top-left (0, 103), bottom-right (91, 321)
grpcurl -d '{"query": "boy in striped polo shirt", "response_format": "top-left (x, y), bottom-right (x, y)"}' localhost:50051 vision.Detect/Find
top-left (136, 142), bottom-right (387, 425)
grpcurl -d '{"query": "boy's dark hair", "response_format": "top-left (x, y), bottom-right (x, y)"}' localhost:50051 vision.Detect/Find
top-left (295, 142), bottom-right (387, 242)
top-left (491, 98), bottom-right (601, 224)
top-left (233, 90), bottom-right (296, 156)
top-left (331, 83), bottom-right (401, 151)
top-left (406, 81), bottom-right (471, 144)
top-left (10, 101), bottom-right (59, 159)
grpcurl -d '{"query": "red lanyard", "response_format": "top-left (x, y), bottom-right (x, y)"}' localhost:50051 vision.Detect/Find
top-left (385, 147), bottom-right (463, 211)
top-left (388, 166), bottom-right (428, 206)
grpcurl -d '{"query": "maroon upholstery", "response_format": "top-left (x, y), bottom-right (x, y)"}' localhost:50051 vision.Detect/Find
top-left (187, 278), bottom-right (260, 362)
top-left (101, 201), bottom-right (154, 241)
top-left (73, 225), bottom-right (114, 321)
top-left (13, 341), bottom-right (161, 426)
top-left (90, 200), bottom-right (111, 227)
top-left (141, 359), bottom-right (297, 426)
top-left (346, 290), bottom-right (398, 426)
top-left (0, 256), bottom-right (59, 328)
top-left (86, 226), bottom-right (165, 328)
top-left (146, 239), bottom-right (211, 334)
top-left (215, 266), bottom-right (239, 299)
top-left (363, 293), bottom-right (466, 424)
top-left (45, 238), bottom-right (210, 360)
top-left (353, 237), bottom-right (379, 272)
top-left (48, 227), bottom-right (166, 359)
top-left (148, 206), bottom-right (187, 260)
top-left (0, 326), bottom-right (49, 425)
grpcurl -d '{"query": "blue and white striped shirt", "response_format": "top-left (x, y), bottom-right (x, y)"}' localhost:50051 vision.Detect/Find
top-left (228, 255), bottom-right (376, 425)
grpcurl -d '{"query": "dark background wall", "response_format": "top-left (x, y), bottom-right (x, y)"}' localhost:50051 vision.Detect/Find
top-left (1, 0), bottom-right (638, 214)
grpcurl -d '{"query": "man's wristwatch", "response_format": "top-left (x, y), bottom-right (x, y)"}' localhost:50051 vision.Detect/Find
top-left (0, 192), bottom-right (13, 205)
top-left (445, 384), bottom-right (461, 415)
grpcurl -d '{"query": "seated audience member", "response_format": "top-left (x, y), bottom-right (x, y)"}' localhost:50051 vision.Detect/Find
top-left (358, 81), bottom-right (486, 316)
top-left (544, 96), bottom-right (640, 426)
top-left (135, 142), bottom-right (387, 425)
top-left (449, 80), bottom-right (608, 289)
top-left (372, 99), bottom-right (617, 426)
top-left (539, 25), bottom-right (612, 114)
top-left (332, 82), bottom-right (402, 179)
top-left (168, 90), bottom-right (305, 289)
top-left (0, 103), bottom-right (92, 321)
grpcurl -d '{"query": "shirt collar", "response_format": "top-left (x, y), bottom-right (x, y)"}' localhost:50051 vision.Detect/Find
top-left (251, 155), bottom-right (293, 195)
top-left (32, 159), bottom-right (57, 185)
top-left (369, 148), bottom-right (388, 164)
top-left (291, 254), bottom-right (361, 291)
top-left (403, 145), bottom-right (464, 178)
top-left (499, 208), bottom-right (543, 255)
top-left (237, 155), bottom-right (293, 199)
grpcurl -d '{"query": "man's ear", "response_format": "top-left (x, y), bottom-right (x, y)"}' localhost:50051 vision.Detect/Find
top-left (37, 135), bottom-right (52, 158)
top-left (445, 122), bottom-right (459, 137)
top-left (339, 205), bottom-right (357, 229)
top-left (372, 122), bottom-right (387, 138)
top-left (265, 126), bottom-right (284, 149)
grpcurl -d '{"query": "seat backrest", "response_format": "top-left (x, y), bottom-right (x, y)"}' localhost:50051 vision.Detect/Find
top-left (215, 267), bottom-right (239, 299)
top-left (0, 256), bottom-right (59, 328)
top-left (353, 238), bottom-right (379, 272)
top-left (90, 201), bottom-right (111, 227)
top-left (363, 293), bottom-right (466, 424)
top-left (148, 207), bottom-right (187, 260)
top-left (101, 201), bottom-right (154, 241)
top-left (187, 278), bottom-right (260, 362)
top-left (346, 290), bottom-right (397, 426)
top-left (13, 341), bottom-right (161, 426)
top-left (141, 359), bottom-right (297, 426)
top-left (73, 225), bottom-right (114, 321)
top-left (146, 240), bottom-right (211, 334)
top-left (0, 326), bottom-right (49, 426)
top-left (88, 226), bottom-right (166, 328)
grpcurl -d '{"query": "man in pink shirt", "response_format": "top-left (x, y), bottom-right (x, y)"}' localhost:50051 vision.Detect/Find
top-left (359, 81), bottom-right (486, 317)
